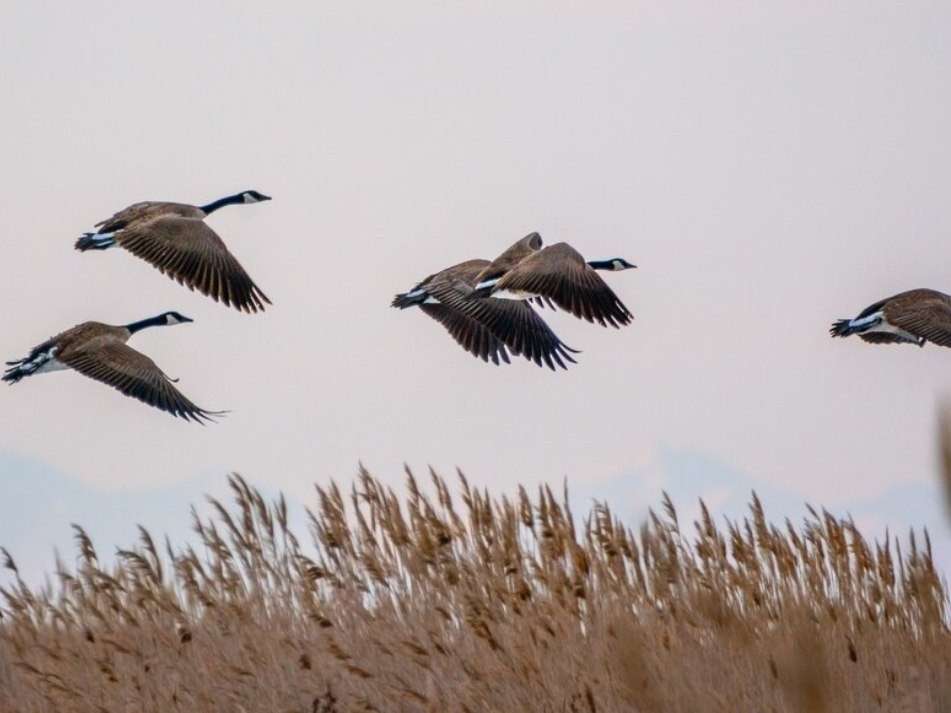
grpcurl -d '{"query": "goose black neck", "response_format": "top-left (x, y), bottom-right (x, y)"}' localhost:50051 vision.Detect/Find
top-left (587, 259), bottom-right (615, 271)
top-left (199, 193), bottom-right (244, 215)
top-left (125, 315), bottom-right (168, 334)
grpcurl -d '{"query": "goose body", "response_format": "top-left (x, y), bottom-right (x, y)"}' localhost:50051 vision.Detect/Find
top-left (470, 240), bottom-right (636, 328)
top-left (830, 289), bottom-right (951, 347)
top-left (75, 190), bottom-right (272, 313)
top-left (3, 312), bottom-right (222, 423)
top-left (392, 257), bottom-right (578, 370)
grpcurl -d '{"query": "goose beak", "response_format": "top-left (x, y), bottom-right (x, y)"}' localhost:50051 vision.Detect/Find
top-left (179, 315), bottom-right (195, 323)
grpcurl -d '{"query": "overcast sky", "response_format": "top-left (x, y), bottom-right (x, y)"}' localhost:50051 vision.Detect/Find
top-left (2, 1), bottom-right (951, 584)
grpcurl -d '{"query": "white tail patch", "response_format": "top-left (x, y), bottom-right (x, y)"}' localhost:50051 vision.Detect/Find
top-left (27, 348), bottom-right (67, 375)
top-left (850, 312), bottom-right (883, 330)
top-left (34, 357), bottom-right (68, 375)
top-left (858, 311), bottom-right (919, 342)
top-left (86, 232), bottom-right (119, 248)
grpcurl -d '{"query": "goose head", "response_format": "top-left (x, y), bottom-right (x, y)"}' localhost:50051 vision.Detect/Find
top-left (240, 190), bottom-right (272, 204)
top-left (162, 311), bottom-right (194, 325)
top-left (524, 232), bottom-right (543, 250)
top-left (125, 311), bottom-right (194, 334)
top-left (588, 258), bottom-right (637, 271)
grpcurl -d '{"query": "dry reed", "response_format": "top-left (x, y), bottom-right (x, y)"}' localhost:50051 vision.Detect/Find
top-left (1, 468), bottom-right (949, 712)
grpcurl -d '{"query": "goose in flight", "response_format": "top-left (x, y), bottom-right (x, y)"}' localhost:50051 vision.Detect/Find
top-left (469, 237), bottom-right (635, 328)
top-left (75, 190), bottom-right (272, 313)
top-left (4, 312), bottom-right (223, 423)
top-left (392, 254), bottom-right (578, 371)
top-left (831, 289), bottom-right (951, 347)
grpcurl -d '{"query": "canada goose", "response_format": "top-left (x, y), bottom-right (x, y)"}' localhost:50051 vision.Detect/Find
top-left (75, 190), bottom-right (272, 313)
top-left (831, 289), bottom-right (951, 347)
top-left (470, 241), bottom-right (636, 328)
top-left (3, 312), bottom-right (223, 423)
top-left (392, 258), bottom-right (578, 370)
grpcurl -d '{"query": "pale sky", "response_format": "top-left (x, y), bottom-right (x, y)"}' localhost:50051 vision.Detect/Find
top-left (2, 1), bottom-right (951, 584)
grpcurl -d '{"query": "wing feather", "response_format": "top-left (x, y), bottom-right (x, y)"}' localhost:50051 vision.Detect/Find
top-left (426, 273), bottom-right (578, 371)
top-left (858, 333), bottom-right (917, 345)
top-left (888, 295), bottom-right (951, 347)
top-left (116, 216), bottom-right (270, 313)
top-left (495, 244), bottom-right (633, 328)
top-left (419, 304), bottom-right (512, 365)
top-left (60, 342), bottom-right (223, 423)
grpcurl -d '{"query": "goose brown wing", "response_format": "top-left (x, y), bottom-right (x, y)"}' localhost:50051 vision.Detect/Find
top-left (116, 216), bottom-right (271, 313)
top-left (94, 201), bottom-right (201, 234)
top-left (887, 293), bottom-right (951, 347)
top-left (60, 342), bottom-right (222, 423)
top-left (425, 274), bottom-right (578, 371)
top-left (496, 243), bottom-right (633, 328)
top-left (4, 323), bottom-right (111, 381)
top-left (853, 296), bottom-right (891, 320)
top-left (420, 304), bottom-right (512, 365)
top-left (472, 232), bottom-right (543, 284)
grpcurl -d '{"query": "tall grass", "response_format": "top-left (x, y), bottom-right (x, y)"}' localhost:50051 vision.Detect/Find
top-left (1, 468), bottom-right (949, 711)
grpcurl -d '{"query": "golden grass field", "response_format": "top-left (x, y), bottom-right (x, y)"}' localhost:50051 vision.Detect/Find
top-left (1, 468), bottom-right (949, 712)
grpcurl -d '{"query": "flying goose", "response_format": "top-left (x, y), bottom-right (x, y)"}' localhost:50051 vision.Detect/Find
top-left (3, 312), bottom-right (223, 423)
top-left (392, 258), bottom-right (578, 370)
top-left (75, 190), bottom-right (272, 313)
top-left (469, 240), bottom-right (636, 328)
top-left (831, 289), bottom-right (951, 347)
